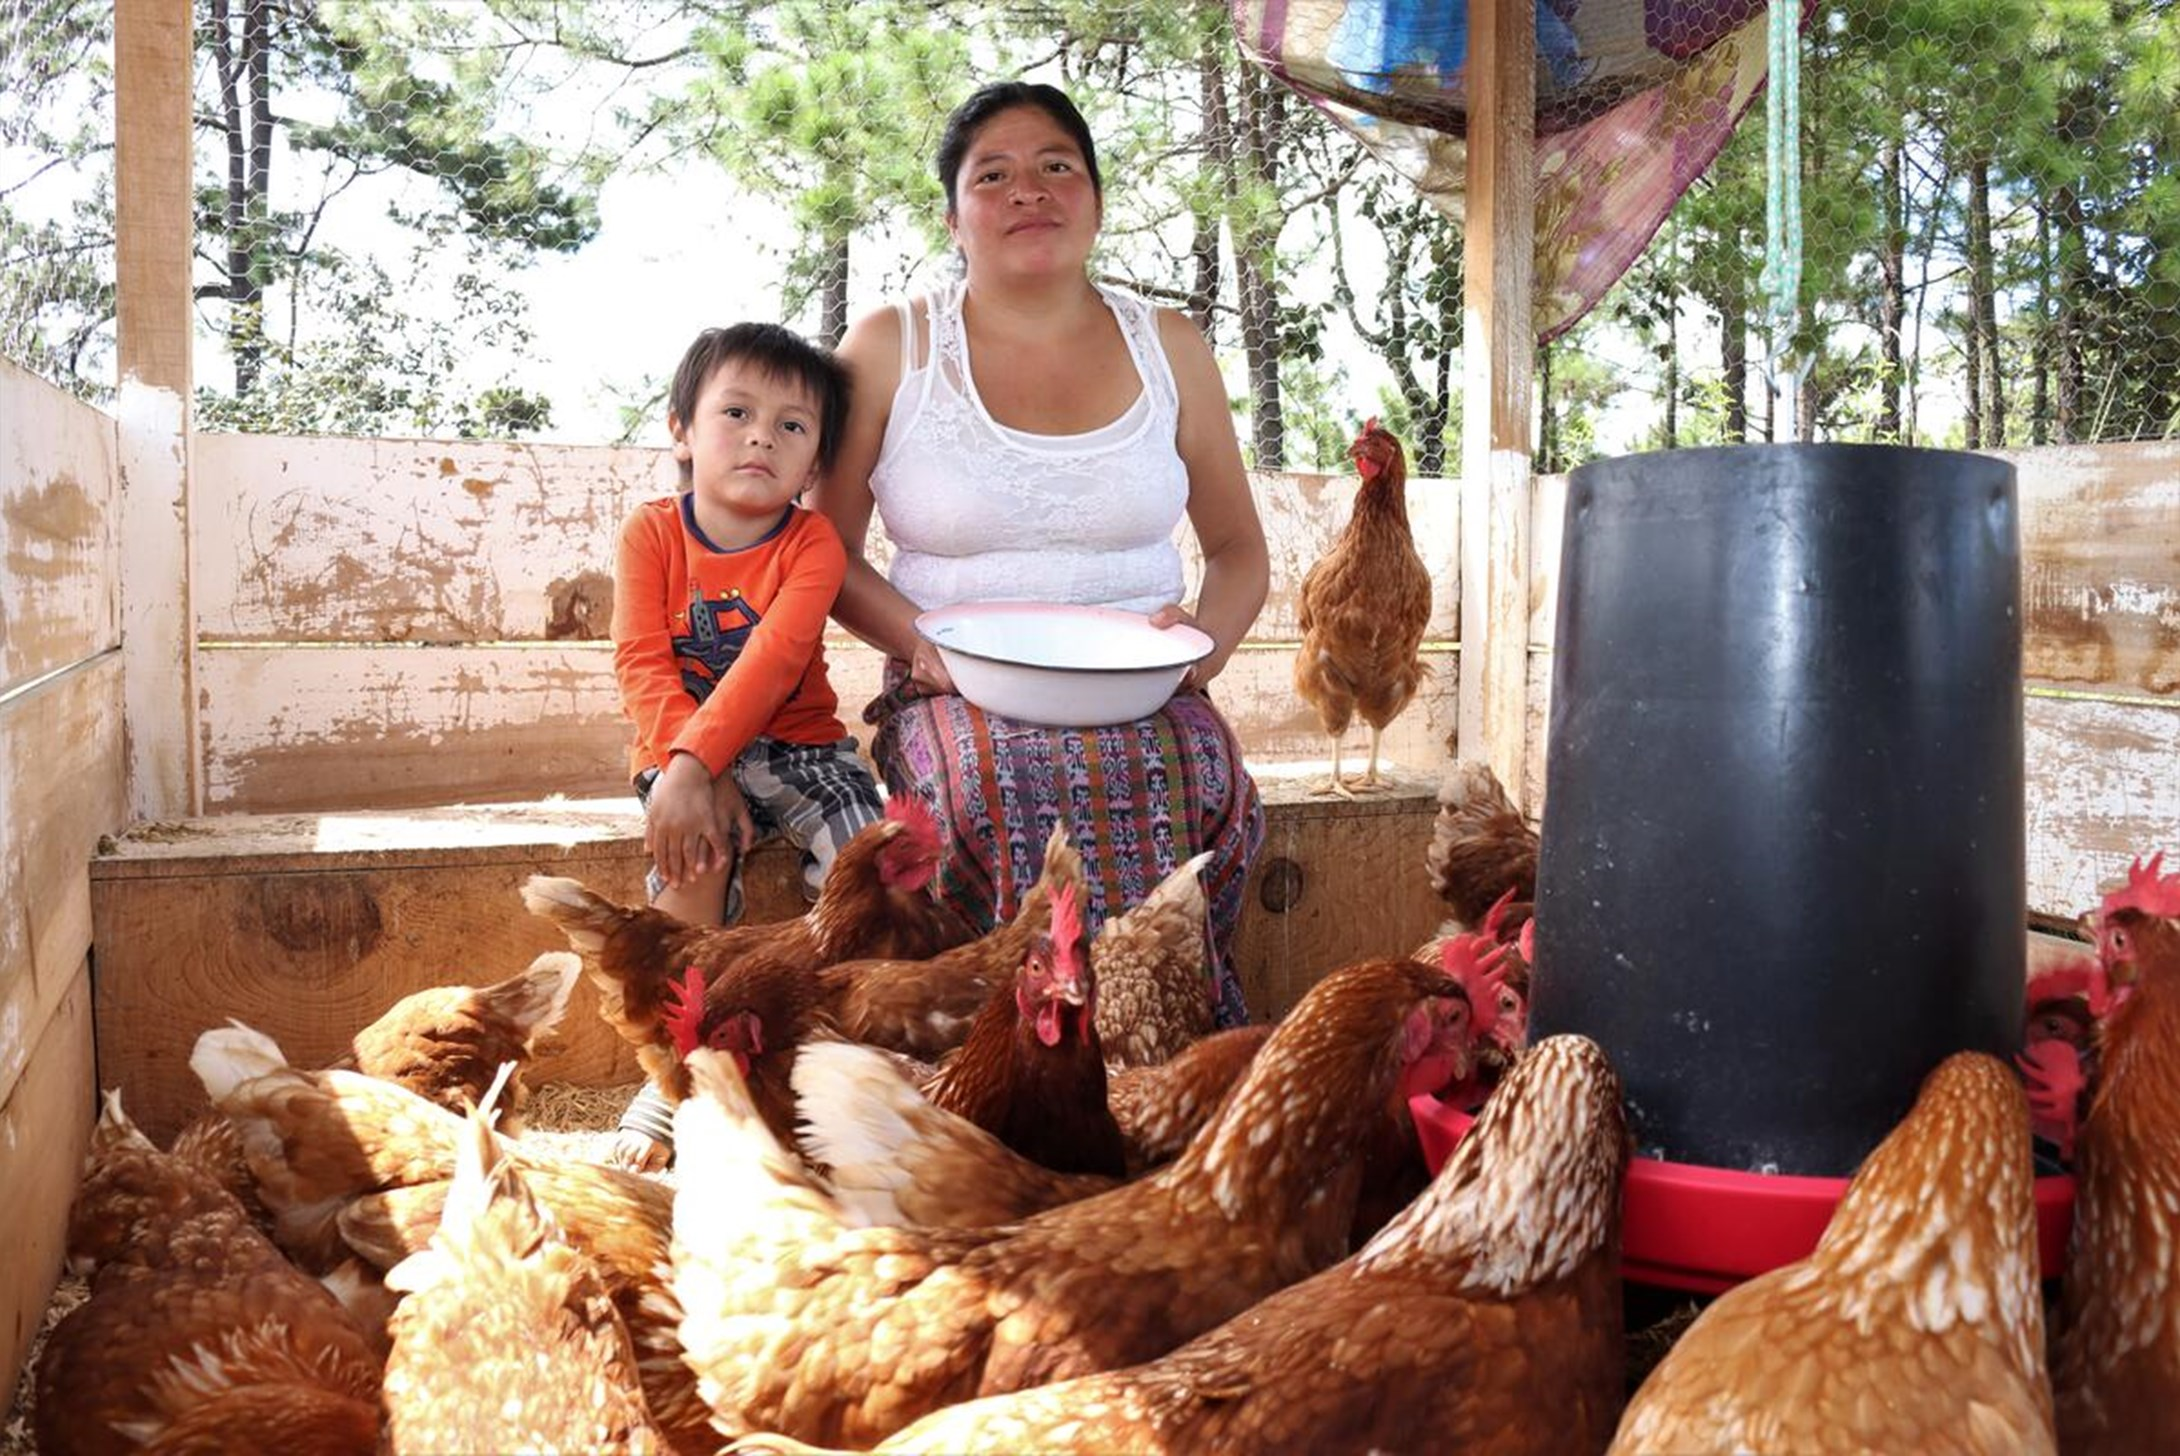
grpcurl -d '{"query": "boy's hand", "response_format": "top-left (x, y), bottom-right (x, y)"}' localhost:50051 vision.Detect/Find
top-left (646, 753), bottom-right (726, 888)
top-left (711, 771), bottom-right (757, 861)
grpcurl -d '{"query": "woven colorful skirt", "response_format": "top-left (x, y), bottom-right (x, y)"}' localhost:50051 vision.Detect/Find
top-left (868, 674), bottom-right (1264, 1028)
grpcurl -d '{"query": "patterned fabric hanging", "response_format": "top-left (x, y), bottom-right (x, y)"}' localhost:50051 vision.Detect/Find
top-left (1231, 1), bottom-right (1795, 340)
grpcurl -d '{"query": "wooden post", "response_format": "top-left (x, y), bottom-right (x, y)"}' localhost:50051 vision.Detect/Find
top-left (1458, 0), bottom-right (1537, 811)
top-left (114, 0), bottom-right (200, 817)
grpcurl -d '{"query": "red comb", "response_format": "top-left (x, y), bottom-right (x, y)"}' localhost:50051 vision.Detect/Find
top-left (662, 965), bottom-right (706, 1057)
top-left (2026, 964), bottom-right (2096, 1008)
top-left (1480, 886), bottom-right (1521, 944)
top-left (1439, 933), bottom-right (1512, 1027)
top-left (885, 793), bottom-right (939, 850)
top-left (1049, 881), bottom-right (1083, 949)
top-left (2101, 853), bottom-right (2180, 920)
top-left (1518, 918), bottom-right (1535, 966)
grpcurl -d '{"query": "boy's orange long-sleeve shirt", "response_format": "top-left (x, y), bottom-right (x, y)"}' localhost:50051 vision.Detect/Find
top-left (611, 495), bottom-right (849, 780)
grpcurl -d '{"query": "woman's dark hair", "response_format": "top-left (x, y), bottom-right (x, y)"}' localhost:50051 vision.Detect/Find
top-left (667, 322), bottom-right (851, 479)
top-left (935, 81), bottom-right (1102, 215)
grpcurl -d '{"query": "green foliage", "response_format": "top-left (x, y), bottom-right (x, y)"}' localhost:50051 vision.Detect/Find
top-left (191, 228), bottom-right (552, 438)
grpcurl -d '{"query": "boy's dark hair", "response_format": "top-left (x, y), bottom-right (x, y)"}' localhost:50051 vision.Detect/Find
top-left (935, 81), bottom-right (1102, 216)
top-left (668, 322), bottom-right (850, 481)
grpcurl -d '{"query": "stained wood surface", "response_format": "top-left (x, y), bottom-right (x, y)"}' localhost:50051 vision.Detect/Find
top-left (2007, 439), bottom-right (2180, 698)
top-left (2026, 691), bottom-right (2180, 916)
top-left (0, 363), bottom-right (118, 693)
top-left (0, 976), bottom-right (92, 1405)
top-left (0, 661), bottom-right (126, 1100)
top-left (1235, 768), bottom-right (1443, 1021)
top-left (1457, 0), bottom-right (1537, 813)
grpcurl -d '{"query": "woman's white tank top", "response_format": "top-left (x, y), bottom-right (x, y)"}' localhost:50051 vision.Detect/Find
top-left (868, 278), bottom-right (1188, 615)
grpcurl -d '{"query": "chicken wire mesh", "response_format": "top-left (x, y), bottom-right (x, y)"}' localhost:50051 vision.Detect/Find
top-left (1, 1), bottom-right (2175, 465)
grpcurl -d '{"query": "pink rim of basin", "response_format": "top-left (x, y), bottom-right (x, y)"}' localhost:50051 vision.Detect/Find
top-left (1410, 1093), bottom-right (2075, 1295)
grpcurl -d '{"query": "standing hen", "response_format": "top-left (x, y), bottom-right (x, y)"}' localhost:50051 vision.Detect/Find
top-left (2051, 852), bottom-right (2180, 1453)
top-left (742, 1035), bottom-right (1628, 1456)
top-left (1293, 418), bottom-right (1433, 797)
top-left (1611, 1052), bottom-right (2054, 1454)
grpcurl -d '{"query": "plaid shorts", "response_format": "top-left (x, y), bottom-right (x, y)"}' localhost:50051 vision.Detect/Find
top-left (637, 735), bottom-right (884, 923)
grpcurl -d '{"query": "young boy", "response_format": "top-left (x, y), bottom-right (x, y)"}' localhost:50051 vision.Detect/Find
top-left (608, 322), bottom-right (883, 1168)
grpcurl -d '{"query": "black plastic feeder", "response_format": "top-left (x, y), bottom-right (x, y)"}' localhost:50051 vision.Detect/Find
top-left (1529, 443), bottom-right (2025, 1180)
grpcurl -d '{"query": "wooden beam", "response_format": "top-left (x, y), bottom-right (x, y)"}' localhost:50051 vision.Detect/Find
top-left (1458, 0), bottom-right (1537, 811)
top-left (115, 0), bottom-right (193, 396)
top-left (114, 0), bottom-right (199, 816)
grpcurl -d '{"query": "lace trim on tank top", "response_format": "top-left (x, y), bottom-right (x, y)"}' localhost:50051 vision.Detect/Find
top-left (870, 280), bottom-right (1190, 615)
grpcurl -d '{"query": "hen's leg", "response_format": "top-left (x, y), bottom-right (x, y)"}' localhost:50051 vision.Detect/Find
top-left (1353, 726), bottom-right (1390, 793)
top-left (1310, 735), bottom-right (1356, 798)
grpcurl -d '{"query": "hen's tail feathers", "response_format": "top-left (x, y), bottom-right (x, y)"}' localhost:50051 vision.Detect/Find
top-left (1133, 851), bottom-right (1213, 921)
top-left (519, 874), bottom-right (626, 953)
top-left (89, 1086), bottom-right (156, 1159)
top-left (382, 1060), bottom-right (520, 1296)
top-left (792, 1039), bottom-right (933, 1226)
top-left (477, 952), bottom-right (583, 1040)
top-left (797, 1040), bottom-right (1112, 1228)
top-left (188, 1020), bottom-right (293, 1103)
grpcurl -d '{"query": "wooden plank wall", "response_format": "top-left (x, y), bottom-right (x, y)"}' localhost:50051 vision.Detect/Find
top-left (190, 435), bottom-right (1462, 811)
top-left (190, 431), bottom-right (2176, 915)
top-left (0, 360), bottom-right (127, 1399)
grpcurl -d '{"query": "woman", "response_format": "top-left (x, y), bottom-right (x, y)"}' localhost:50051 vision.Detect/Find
top-left (815, 80), bottom-right (1270, 1026)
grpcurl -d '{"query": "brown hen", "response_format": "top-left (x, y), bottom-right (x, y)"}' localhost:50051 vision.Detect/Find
top-left (1293, 417), bottom-right (1433, 797)
top-left (33, 1091), bottom-right (381, 1456)
top-left (2052, 852), bottom-right (2180, 1453)
top-left (1425, 757), bottom-right (1539, 933)
top-left (1611, 1052), bottom-right (2054, 1455)
top-left (193, 1023), bottom-right (718, 1453)
top-left (913, 879), bottom-right (1124, 1176)
top-left (521, 793), bottom-right (972, 1071)
top-left (667, 956), bottom-right (1472, 1449)
top-left (739, 1035), bottom-right (1627, 1456)
top-left (376, 1070), bottom-right (661, 1454)
top-left (1092, 850), bottom-right (1216, 1068)
top-left (331, 948), bottom-right (580, 1127)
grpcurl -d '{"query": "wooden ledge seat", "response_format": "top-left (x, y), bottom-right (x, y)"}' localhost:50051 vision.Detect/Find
top-left (89, 770), bottom-right (1443, 1144)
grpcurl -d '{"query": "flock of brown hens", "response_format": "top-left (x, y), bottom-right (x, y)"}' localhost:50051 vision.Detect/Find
top-left (26, 416), bottom-right (2180, 1453)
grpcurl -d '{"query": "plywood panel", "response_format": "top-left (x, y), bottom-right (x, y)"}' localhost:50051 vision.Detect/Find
top-left (198, 641), bottom-right (1458, 814)
top-left (0, 974), bottom-right (92, 1405)
top-left (0, 361), bottom-right (118, 694)
top-left (0, 660), bottom-right (126, 1101)
top-left (192, 433), bottom-right (676, 643)
top-left (1231, 769), bottom-right (1443, 1022)
top-left (2025, 690), bottom-right (2180, 919)
top-left (2008, 440), bottom-right (2180, 698)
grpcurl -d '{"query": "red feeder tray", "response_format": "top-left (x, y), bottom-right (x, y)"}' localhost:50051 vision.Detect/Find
top-left (1411, 1094), bottom-right (2076, 1295)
